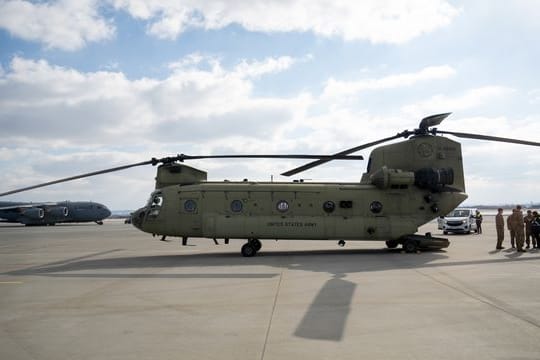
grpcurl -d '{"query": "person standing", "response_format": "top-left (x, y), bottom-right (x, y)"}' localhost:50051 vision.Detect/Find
top-left (507, 208), bottom-right (517, 248)
top-left (524, 210), bottom-right (534, 249)
top-left (495, 208), bottom-right (505, 249)
top-left (514, 205), bottom-right (526, 252)
top-left (531, 211), bottom-right (540, 249)
top-left (475, 210), bottom-right (483, 234)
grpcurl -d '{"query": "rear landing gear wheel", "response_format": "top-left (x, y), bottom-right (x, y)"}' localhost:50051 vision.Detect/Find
top-left (241, 243), bottom-right (257, 257)
top-left (403, 239), bottom-right (418, 253)
top-left (338, 240), bottom-right (346, 247)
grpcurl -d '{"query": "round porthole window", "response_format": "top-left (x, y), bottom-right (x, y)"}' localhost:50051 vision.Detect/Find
top-left (370, 201), bottom-right (383, 214)
top-left (276, 200), bottom-right (289, 212)
top-left (323, 201), bottom-right (335, 213)
top-left (184, 199), bottom-right (197, 212)
top-left (230, 200), bottom-right (243, 212)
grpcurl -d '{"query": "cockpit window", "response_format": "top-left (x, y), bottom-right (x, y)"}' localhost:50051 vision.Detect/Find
top-left (148, 193), bottom-right (164, 217)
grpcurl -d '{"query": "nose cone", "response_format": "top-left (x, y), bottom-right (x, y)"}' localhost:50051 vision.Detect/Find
top-left (100, 205), bottom-right (112, 218)
top-left (131, 207), bottom-right (146, 230)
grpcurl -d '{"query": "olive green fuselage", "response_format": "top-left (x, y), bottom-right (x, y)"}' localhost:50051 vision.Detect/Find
top-left (135, 181), bottom-right (466, 241)
top-left (132, 135), bottom-right (468, 242)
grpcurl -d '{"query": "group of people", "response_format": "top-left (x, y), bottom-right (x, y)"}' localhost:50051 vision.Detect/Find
top-left (495, 205), bottom-right (540, 252)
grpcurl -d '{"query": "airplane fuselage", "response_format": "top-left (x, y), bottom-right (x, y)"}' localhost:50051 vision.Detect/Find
top-left (0, 201), bottom-right (111, 225)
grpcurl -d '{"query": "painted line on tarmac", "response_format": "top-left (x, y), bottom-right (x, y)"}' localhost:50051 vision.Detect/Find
top-left (0, 281), bottom-right (23, 284)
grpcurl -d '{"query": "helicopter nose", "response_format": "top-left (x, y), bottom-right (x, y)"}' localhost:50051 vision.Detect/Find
top-left (131, 208), bottom-right (146, 229)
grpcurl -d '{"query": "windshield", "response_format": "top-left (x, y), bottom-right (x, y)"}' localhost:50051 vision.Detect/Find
top-left (449, 209), bottom-right (471, 217)
top-left (146, 192), bottom-right (164, 217)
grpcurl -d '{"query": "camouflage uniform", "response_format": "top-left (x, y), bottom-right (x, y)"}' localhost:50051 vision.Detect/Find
top-left (495, 209), bottom-right (504, 249)
top-left (514, 207), bottom-right (525, 252)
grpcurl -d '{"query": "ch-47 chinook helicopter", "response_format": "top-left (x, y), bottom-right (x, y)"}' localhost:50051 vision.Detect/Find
top-left (2, 113), bottom-right (539, 256)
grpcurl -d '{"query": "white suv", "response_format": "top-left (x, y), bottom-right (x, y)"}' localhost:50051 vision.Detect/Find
top-left (439, 208), bottom-right (478, 234)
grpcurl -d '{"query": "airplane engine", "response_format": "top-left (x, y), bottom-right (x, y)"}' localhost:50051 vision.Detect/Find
top-left (22, 208), bottom-right (45, 220)
top-left (48, 206), bottom-right (69, 218)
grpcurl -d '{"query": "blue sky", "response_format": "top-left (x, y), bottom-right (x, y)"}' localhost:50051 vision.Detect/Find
top-left (0, 0), bottom-right (539, 210)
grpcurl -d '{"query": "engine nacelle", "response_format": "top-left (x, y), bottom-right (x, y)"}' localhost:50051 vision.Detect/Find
top-left (370, 166), bottom-right (454, 192)
top-left (414, 167), bottom-right (454, 191)
top-left (370, 166), bottom-right (416, 189)
top-left (47, 206), bottom-right (69, 218)
top-left (23, 208), bottom-right (44, 220)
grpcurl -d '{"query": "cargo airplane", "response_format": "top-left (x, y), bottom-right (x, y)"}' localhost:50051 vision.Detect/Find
top-left (0, 201), bottom-right (111, 226)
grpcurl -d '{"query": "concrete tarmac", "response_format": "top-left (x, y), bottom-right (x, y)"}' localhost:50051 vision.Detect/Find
top-left (1, 217), bottom-right (539, 360)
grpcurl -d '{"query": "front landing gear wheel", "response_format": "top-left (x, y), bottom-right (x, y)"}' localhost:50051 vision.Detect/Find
top-left (403, 239), bottom-right (418, 253)
top-left (386, 240), bottom-right (399, 249)
top-left (241, 243), bottom-right (257, 257)
top-left (337, 240), bottom-right (346, 247)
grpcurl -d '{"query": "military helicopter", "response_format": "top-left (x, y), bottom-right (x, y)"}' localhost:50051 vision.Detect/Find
top-left (2, 113), bottom-right (539, 256)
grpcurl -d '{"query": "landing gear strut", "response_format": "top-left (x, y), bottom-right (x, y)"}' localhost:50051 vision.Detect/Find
top-left (241, 238), bottom-right (262, 257)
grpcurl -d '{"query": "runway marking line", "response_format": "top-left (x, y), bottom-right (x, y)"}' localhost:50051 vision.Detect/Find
top-left (0, 281), bottom-right (24, 284)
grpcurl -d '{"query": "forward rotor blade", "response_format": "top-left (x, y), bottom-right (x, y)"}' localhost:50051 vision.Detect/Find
top-left (0, 154), bottom-right (364, 197)
top-left (178, 154), bottom-right (364, 161)
top-left (281, 133), bottom-right (405, 177)
top-left (436, 130), bottom-right (540, 147)
top-left (0, 160), bottom-right (155, 197)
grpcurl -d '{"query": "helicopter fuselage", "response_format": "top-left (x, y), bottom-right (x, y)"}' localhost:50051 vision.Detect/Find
top-left (132, 180), bottom-right (467, 242)
top-left (131, 134), bottom-right (468, 249)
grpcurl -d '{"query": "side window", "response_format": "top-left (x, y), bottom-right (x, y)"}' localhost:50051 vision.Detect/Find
top-left (183, 199), bottom-right (197, 213)
top-left (230, 200), bottom-right (243, 213)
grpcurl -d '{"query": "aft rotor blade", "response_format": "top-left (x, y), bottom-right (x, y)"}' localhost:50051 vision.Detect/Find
top-left (419, 112), bottom-right (451, 130)
top-left (281, 133), bottom-right (405, 177)
top-left (0, 160), bottom-right (155, 197)
top-left (436, 130), bottom-right (540, 147)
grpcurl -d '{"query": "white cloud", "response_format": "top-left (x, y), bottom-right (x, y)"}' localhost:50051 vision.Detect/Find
top-left (321, 65), bottom-right (456, 99)
top-left (401, 86), bottom-right (516, 117)
top-left (0, 0), bottom-right (115, 51)
top-left (234, 55), bottom-right (311, 79)
top-left (528, 89), bottom-right (540, 104)
top-left (0, 0), bottom-right (459, 49)
top-left (0, 53), bottom-right (310, 161)
top-left (114, 0), bottom-right (460, 42)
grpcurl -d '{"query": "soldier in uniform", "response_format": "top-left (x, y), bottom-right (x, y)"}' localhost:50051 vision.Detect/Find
top-left (495, 208), bottom-right (505, 250)
top-left (524, 210), bottom-right (534, 249)
top-left (507, 208), bottom-right (517, 248)
top-left (514, 205), bottom-right (526, 252)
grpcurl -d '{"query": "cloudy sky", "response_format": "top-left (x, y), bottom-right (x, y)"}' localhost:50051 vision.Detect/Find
top-left (0, 0), bottom-right (539, 210)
